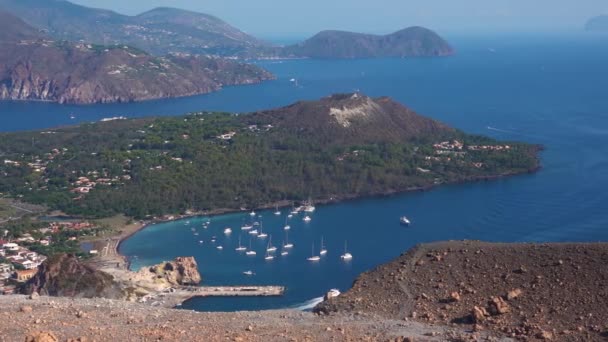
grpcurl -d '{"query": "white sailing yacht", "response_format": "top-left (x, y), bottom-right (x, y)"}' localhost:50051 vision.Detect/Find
top-left (319, 236), bottom-right (327, 256)
top-left (257, 223), bottom-right (268, 238)
top-left (235, 236), bottom-right (246, 251)
top-left (284, 217), bottom-right (291, 230)
top-left (274, 206), bottom-right (281, 215)
top-left (266, 235), bottom-right (277, 252)
top-left (303, 215), bottom-right (312, 222)
top-left (283, 231), bottom-right (294, 249)
top-left (307, 242), bottom-right (321, 262)
top-left (340, 241), bottom-right (353, 260)
top-left (246, 238), bottom-right (256, 256)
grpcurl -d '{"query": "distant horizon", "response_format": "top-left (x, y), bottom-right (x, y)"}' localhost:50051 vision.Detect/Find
top-left (68, 0), bottom-right (608, 37)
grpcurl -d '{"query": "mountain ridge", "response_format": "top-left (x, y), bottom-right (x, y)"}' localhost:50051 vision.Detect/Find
top-left (244, 93), bottom-right (455, 145)
top-left (0, 11), bottom-right (273, 104)
top-left (0, 0), bottom-right (454, 59)
top-left (0, 0), bottom-right (268, 56)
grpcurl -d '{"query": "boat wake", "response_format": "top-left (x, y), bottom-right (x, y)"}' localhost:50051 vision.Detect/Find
top-left (289, 296), bottom-right (324, 311)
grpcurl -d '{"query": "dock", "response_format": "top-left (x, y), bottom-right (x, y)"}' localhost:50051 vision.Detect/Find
top-left (177, 285), bottom-right (285, 297)
top-left (149, 286), bottom-right (286, 307)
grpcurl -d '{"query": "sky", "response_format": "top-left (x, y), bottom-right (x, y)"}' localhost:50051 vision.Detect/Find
top-left (70, 0), bottom-right (608, 38)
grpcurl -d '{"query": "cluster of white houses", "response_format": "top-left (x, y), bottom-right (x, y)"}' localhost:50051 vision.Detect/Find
top-left (0, 240), bottom-right (46, 294)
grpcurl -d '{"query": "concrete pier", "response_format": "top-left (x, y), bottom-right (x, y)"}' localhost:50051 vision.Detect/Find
top-left (151, 286), bottom-right (286, 307)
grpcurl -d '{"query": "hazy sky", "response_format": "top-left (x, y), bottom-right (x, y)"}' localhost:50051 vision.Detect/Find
top-left (71, 0), bottom-right (608, 37)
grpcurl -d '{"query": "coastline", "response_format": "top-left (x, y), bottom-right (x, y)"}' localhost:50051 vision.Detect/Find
top-left (100, 161), bottom-right (542, 272)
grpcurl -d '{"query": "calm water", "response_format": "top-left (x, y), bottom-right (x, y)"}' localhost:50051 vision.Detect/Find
top-left (4, 33), bottom-right (608, 311)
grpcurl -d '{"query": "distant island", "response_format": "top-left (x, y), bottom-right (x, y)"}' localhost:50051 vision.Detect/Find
top-left (0, 0), bottom-right (454, 59)
top-left (0, 93), bottom-right (540, 219)
top-left (282, 27), bottom-right (454, 59)
top-left (585, 15), bottom-right (608, 31)
top-left (0, 0), bottom-right (270, 56)
top-left (0, 11), bottom-right (273, 104)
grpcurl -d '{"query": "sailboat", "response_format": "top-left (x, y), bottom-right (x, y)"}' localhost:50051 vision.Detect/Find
top-left (307, 242), bottom-right (321, 262)
top-left (274, 206), bottom-right (281, 216)
top-left (284, 217), bottom-right (291, 230)
top-left (250, 210), bottom-right (256, 216)
top-left (340, 241), bottom-right (353, 260)
top-left (243, 270), bottom-right (254, 276)
top-left (281, 250), bottom-right (289, 256)
top-left (266, 235), bottom-right (277, 252)
top-left (224, 227), bottom-right (232, 235)
top-left (246, 238), bottom-right (256, 256)
top-left (319, 236), bottom-right (327, 256)
top-left (303, 197), bottom-right (316, 212)
top-left (303, 215), bottom-right (312, 222)
top-left (235, 236), bottom-right (246, 251)
top-left (265, 240), bottom-right (275, 260)
top-left (241, 219), bottom-right (253, 230)
top-left (257, 223), bottom-right (268, 238)
top-left (283, 231), bottom-right (294, 249)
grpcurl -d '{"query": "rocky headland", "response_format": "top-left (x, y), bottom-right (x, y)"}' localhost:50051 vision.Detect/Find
top-left (0, 11), bottom-right (273, 104)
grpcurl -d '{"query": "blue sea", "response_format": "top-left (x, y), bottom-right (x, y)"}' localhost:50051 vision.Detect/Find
top-left (3, 32), bottom-right (608, 311)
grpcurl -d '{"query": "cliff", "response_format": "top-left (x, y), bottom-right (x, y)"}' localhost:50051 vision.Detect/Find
top-left (282, 27), bottom-right (454, 58)
top-left (134, 256), bottom-right (202, 287)
top-left (0, 12), bottom-right (273, 104)
top-left (22, 254), bottom-right (125, 299)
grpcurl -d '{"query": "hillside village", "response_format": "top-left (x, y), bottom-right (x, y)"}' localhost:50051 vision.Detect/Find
top-left (0, 219), bottom-right (106, 295)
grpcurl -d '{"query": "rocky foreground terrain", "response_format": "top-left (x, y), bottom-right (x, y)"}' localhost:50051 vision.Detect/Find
top-left (3, 241), bottom-right (607, 341)
top-left (0, 295), bottom-right (486, 342)
top-left (317, 241), bottom-right (608, 341)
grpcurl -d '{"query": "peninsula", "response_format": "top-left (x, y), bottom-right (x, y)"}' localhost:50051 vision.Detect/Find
top-left (0, 11), bottom-right (273, 104)
top-left (0, 93), bottom-right (540, 219)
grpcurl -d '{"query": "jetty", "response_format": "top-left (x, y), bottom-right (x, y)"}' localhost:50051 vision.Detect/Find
top-left (148, 286), bottom-right (286, 307)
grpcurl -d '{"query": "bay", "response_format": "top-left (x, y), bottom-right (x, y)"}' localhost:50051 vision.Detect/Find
top-left (3, 33), bottom-right (608, 311)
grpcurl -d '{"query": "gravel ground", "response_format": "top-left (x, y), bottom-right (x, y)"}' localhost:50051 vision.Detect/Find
top-left (0, 295), bottom-right (479, 341)
top-left (317, 241), bottom-right (608, 341)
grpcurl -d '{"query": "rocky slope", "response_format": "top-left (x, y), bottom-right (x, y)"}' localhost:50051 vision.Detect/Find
top-left (0, 0), bottom-right (269, 56)
top-left (22, 254), bottom-right (124, 299)
top-left (316, 241), bottom-right (608, 341)
top-left (585, 15), bottom-right (608, 31)
top-left (0, 11), bottom-right (273, 104)
top-left (245, 93), bottom-right (456, 145)
top-left (282, 27), bottom-right (454, 58)
top-left (133, 256), bottom-right (202, 287)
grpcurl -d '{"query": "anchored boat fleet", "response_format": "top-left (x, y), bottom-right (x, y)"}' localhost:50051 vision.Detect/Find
top-left (187, 202), bottom-right (412, 277)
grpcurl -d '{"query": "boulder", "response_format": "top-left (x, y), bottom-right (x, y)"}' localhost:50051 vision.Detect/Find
top-left (488, 296), bottom-right (510, 315)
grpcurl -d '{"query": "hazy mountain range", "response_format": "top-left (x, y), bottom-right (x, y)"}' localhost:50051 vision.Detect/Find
top-left (0, 0), bottom-right (453, 59)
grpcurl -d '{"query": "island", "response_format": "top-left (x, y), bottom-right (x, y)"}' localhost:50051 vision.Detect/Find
top-left (0, 11), bottom-right (273, 104)
top-left (0, 0), bottom-right (270, 57)
top-left (0, 0), bottom-right (454, 59)
top-left (0, 93), bottom-right (540, 219)
top-left (585, 15), bottom-right (608, 31)
top-left (282, 27), bottom-right (454, 59)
